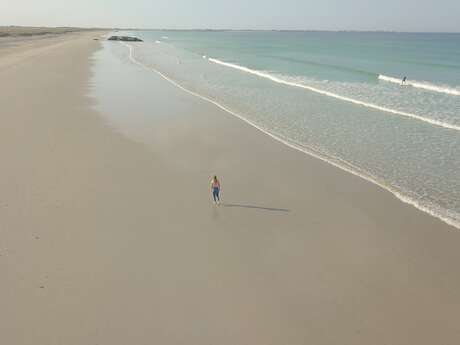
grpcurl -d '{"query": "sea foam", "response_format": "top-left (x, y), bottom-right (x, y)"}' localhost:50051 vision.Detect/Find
top-left (207, 58), bottom-right (460, 132)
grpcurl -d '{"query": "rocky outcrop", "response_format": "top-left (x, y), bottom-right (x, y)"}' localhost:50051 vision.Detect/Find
top-left (107, 36), bottom-right (143, 42)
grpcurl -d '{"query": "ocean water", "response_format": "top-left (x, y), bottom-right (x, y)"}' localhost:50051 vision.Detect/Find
top-left (108, 30), bottom-right (460, 228)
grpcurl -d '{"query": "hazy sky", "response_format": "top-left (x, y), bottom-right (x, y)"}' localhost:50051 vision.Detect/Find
top-left (1, 0), bottom-right (459, 32)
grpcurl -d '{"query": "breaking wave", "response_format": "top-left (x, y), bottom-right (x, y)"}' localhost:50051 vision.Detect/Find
top-left (379, 74), bottom-right (460, 96)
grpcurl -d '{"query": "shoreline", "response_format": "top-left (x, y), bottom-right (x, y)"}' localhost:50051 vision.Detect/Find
top-left (123, 42), bottom-right (459, 229)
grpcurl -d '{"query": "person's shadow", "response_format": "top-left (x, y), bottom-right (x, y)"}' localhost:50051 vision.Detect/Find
top-left (221, 203), bottom-right (290, 213)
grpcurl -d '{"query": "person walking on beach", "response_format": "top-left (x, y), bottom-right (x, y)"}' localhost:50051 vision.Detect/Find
top-left (210, 175), bottom-right (221, 205)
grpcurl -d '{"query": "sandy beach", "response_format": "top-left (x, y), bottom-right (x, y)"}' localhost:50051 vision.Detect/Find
top-left (1, 32), bottom-right (460, 345)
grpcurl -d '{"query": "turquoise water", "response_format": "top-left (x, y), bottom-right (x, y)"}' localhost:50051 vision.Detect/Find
top-left (107, 31), bottom-right (460, 228)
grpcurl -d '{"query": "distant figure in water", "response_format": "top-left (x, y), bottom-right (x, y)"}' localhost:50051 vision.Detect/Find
top-left (210, 175), bottom-right (221, 205)
top-left (401, 76), bottom-right (407, 85)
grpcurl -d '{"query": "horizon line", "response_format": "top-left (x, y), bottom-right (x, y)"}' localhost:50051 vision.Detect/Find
top-left (127, 28), bottom-right (460, 34)
top-left (2, 25), bottom-right (460, 34)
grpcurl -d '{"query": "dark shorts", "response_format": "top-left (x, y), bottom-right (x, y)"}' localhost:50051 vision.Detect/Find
top-left (212, 187), bottom-right (220, 201)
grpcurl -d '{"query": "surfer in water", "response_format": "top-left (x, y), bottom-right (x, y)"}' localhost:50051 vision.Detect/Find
top-left (401, 76), bottom-right (407, 85)
top-left (210, 175), bottom-right (221, 205)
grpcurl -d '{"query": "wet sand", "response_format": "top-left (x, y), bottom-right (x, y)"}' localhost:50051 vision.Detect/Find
top-left (1, 33), bottom-right (460, 345)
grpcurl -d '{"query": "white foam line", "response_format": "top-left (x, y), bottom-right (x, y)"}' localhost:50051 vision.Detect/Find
top-left (379, 74), bottom-right (460, 96)
top-left (207, 58), bottom-right (460, 132)
top-left (121, 42), bottom-right (459, 229)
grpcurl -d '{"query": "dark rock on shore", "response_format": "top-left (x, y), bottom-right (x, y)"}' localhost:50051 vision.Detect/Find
top-left (107, 36), bottom-right (143, 42)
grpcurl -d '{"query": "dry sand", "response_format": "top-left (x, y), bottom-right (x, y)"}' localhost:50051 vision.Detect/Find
top-left (1, 32), bottom-right (460, 345)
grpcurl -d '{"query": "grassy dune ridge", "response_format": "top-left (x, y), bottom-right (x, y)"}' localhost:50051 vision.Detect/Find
top-left (0, 26), bottom-right (100, 38)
